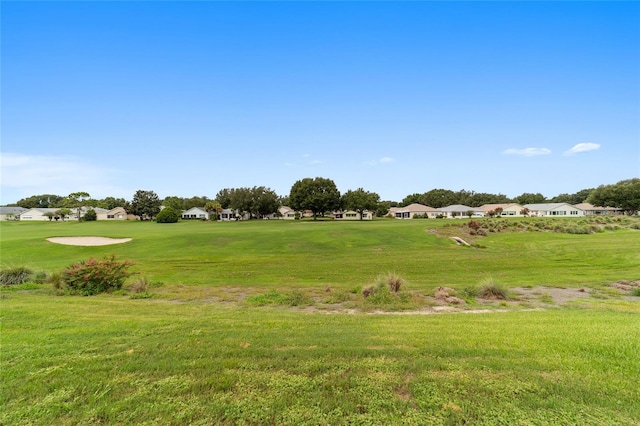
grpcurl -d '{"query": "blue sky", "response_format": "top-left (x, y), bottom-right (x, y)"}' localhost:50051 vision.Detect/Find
top-left (2, 1), bottom-right (639, 205)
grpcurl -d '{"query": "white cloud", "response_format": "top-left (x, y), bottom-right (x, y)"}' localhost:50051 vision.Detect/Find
top-left (365, 157), bottom-right (395, 166)
top-left (0, 152), bottom-right (128, 203)
top-left (503, 148), bottom-right (552, 157)
top-left (564, 143), bottom-right (601, 155)
top-left (309, 159), bottom-right (322, 165)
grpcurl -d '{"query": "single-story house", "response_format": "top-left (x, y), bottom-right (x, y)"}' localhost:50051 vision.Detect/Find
top-left (334, 210), bottom-right (373, 220)
top-left (218, 208), bottom-right (250, 221)
top-left (278, 206), bottom-right (297, 220)
top-left (438, 205), bottom-right (484, 218)
top-left (96, 206), bottom-right (131, 220)
top-left (478, 203), bottom-right (526, 217)
top-left (181, 207), bottom-right (209, 220)
top-left (0, 206), bottom-right (27, 221)
top-left (574, 203), bottom-right (622, 216)
top-left (19, 208), bottom-right (67, 221)
top-left (523, 203), bottom-right (584, 217)
top-left (389, 203), bottom-right (440, 219)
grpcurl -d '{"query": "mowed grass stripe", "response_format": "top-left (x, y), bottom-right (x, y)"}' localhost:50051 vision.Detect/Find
top-left (2, 219), bottom-right (638, 288)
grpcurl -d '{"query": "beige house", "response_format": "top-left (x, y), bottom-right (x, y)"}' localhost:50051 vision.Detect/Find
top-left (389, 203), bottom-right (440, 219)
top-left (574, 203), bottom-right (622, 216)
top-left (478, 203), bottom-right (526, 217)
top-left (97, 207), bottom-right (130, 220)
top-left (278, 206), bottom-right (297, 220)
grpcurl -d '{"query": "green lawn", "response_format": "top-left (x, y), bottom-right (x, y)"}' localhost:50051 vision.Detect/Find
top-left (1, 218), bottom-right (639, 289)
top-left (1, 218), bottom-right (640, 424)
top-left (2, 292), bottom-right (639, 425)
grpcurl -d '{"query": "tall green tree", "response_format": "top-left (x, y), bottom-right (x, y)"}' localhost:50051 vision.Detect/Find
top-left (341, 188), bottom-right (380, 219)
top-left (588, 178), bottom-right (640, 214)
top-left (513, 192), bottom-right (547, 205)
top-left (249, 186), bottom-right (280, 219)
top-left (67, 192), bottom-right (90, 221)
top-left (419, 189), bottom-right (457, 208)
top-left (129, 190), bottom-right (161, 220)
top-left (289, 177), bottom-right (341, 219)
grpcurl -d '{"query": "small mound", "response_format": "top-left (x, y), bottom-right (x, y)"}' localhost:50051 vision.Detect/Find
top-left (47, 236), bottom-right (132, 246)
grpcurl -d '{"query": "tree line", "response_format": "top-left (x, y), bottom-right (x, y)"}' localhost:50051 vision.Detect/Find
top-left (6, 177), bottom-right (640, 218)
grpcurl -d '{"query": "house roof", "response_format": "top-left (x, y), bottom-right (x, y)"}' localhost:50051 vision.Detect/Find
top-left (0, 207), bottom-right (27, 214)
top-left (477, 203), bottom-right (523, 212)
top-left (182, 207), bottom-right (207, 214)
top-left (574, 203), bottom-right (621, 211)
top-left (438, 204), bottom-right (480, 212)
top-left (393, 203), bottom-right (438, 212)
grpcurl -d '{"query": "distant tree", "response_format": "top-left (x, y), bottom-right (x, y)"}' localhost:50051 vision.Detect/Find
top-left (513, 192), bottom-right (546, 205)
top-left (156, 206), bottom-right (180, 223)
top-left (162, 196), bottom-right (184, 211)
top-left (130, 190), bottom-right (161, 220)
top-left (341, 188), bottom-right (380, 220)
top-left (401, 193), bottom-right (421, 206)
top-left (551, 188), bottom-right (594, 204)
top-left (494, 207), bottom-right (503, 217)
top-left (215, 189), bottom-right (233, 209)
top-left (419, 189), bottom-right (457, 208)
top-left (15, 194), bottom-right (64, 209)
top-left (520, 208), bottom-right (530, 217)
top-left (289, 177), bottom-right (341, 220)
top-left (83, 208), bottom-right (97, 221)
top-left (204, 201), bottom-right (222, 221)
top-left (376, 201), bottom-right (392, 217)
top-left (55, 208), bottom-right (72, 221)
top-left (184, 196), bottom-right (212, 210)
top-left (67, 192), bottom-right (90, 221)
top-left (43, 211), bottom-right (56, 221)
top-left (587, 178), bottom-right (640, 214)
top-left (466, 210), bottom-right (474, 218)
top-left (468, 192), bottom-right (510, 207)
top-left (99, 197), bottom-right (127, 210)
top-left (249, 186), bottom-right (280, 218)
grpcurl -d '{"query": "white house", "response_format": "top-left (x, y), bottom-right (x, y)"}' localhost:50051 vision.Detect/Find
top-left (334, 210), bottom-right (373, 220)
top-left (181, 207), bottom-right (209, 220)
top-left (523, 203), bottom-right (584, 217)
top-left (0, 206), bottom-right (27, 221)
top-left (19, 208), bottom-right (66, 221)
top-left (438, 205), bottom-right (484, 218)
top-left (389, 203), bottom-right (440, 219)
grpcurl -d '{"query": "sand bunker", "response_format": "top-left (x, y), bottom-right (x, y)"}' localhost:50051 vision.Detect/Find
top-left (47, 236), bottom-right (132, 246)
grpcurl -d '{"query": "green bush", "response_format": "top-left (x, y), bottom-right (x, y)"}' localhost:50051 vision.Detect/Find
top-left (0, 266), bottom-right (33, 285)
top-left (62, 255), bottom-right (137, 295)
top-left (156, 207), bottom-right (180, 223)
top-left (83, 208), bottom-right (97, 221)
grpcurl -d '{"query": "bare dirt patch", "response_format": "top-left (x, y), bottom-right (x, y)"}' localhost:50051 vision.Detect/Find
top-left (47, 236), bottom-right (132, 246)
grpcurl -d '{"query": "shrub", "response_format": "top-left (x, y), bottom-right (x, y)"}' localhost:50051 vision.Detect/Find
top-left (83, 208), bottom-right (97, 221)
top-left (62, 255), bottom-right (136, 295)
top-left (631, 288), bottom-right (640, 297)
top-left (478, 277), bottom-right (510, 300)
top-left (380, 272), bottom-right (404, 293)
top-left (0, 266), bottom-right (33, 285)
top-left (156, 207), bottom-right (180, 223)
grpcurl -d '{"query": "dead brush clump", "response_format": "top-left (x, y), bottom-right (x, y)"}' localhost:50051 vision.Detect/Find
top-left (478, 277), bottom-right (511, 300)
top-left (128, 276), bottom-right (149, 293)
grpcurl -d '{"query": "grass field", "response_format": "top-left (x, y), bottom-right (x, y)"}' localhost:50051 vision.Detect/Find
top-left (2, 218), bottom-right (640, 424)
